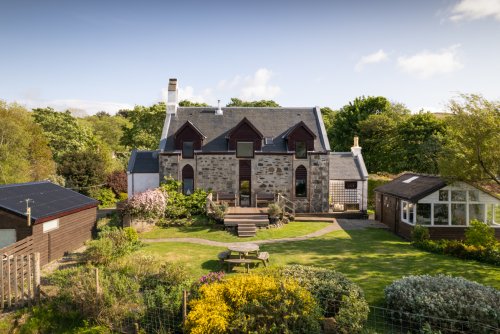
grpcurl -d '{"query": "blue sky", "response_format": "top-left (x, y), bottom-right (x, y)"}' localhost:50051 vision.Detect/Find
top-left (1, 0), bottom-right (499, 114)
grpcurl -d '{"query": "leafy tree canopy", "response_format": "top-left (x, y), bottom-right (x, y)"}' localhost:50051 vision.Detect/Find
top-left (120, 103), bottom-right (166, 150)
top-left (0, 101), bottom-right (55, 184)
top-left (178, 100), bottom-right (209, 107)
top-left (329, 96), bottom-right (396, 151)
top-left (32, 107), bottom-right (100, 163)
top-left (225, 98), bottom-right (280, 107)
top-left (439, 94), bottom-right (500, 184)
top-left (80, 113), bottom-right (130, 154)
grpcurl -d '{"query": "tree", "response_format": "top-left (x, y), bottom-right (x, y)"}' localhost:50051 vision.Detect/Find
top-left (57, 150), bottom-right (109, 195)
top-left (120, 103), bottom-right (166, 150)
top-left (178, 100), bottom-right (209, 107)
top-left (321, 107), bottom-right (336, 131)
top-left (329, 96), bottom-right (392, 151)
top-left (439, 94), bottom-right (500, 184)
top-left (32, 107), bottom-right (99, 163)
top-left (225, 98), bottom-right (281, 107)
top-left (0, 101), bottom-right (55, 184)
top-left (395, 113), bottom-right (445, 174)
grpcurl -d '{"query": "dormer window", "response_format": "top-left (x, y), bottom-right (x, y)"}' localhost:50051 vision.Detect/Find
top-left (295, 141), bottom-right (307, 159)
top-left (182, 141), bottom-right (194, 159)
top-left (237, 142), bottom-right (254, 158)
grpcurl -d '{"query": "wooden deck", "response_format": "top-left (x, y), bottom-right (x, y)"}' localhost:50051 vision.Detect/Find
top-left (227, 207), bottom-right (268, 215)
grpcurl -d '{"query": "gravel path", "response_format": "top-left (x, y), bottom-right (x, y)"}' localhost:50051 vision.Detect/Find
top-left (141, 219), bottom-right (387, 247)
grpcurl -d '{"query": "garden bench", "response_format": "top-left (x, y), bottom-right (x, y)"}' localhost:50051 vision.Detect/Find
top-left (255, 193), bottom-right (275, 207)
top-left (246, 251), bottom-right (270, 267)
top-left (216, 192), bottom-right (238, 207)
top-left (224, 258), bottom-right (254, 273)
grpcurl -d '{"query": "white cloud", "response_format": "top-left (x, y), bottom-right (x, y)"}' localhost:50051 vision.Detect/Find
top-left (239, 68), bottom-right (281, 100)
top-left (163, 68), bottom-right (281, 106)
top-left (355, 49), bottom-right (389, 72)
top-left (450, 0), bottom-right (500, 21)
top-left (397, 45), bottom-right (463, 79)
top-left (14, 98), bottom-right (133, 115)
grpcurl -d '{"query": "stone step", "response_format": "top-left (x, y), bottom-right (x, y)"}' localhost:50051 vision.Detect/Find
top-left (225, 214), bottom-right (268, 220)
top-left (237, 223), bottom-right (257, 237)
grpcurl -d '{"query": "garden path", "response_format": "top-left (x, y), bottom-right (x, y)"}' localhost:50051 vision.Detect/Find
top-left (141, 219), bottom-right (387, 247)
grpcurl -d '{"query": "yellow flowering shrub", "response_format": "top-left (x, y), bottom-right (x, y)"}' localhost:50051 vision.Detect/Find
top-left (185, 273), bottom-right (321, 334)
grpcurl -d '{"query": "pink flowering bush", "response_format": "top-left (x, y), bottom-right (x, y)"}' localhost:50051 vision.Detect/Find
top-left (126, 189), bottom-right (166, 219)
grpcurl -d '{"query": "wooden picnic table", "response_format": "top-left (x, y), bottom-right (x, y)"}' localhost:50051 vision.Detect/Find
top-left (227, 244), bottom-right (259, 258)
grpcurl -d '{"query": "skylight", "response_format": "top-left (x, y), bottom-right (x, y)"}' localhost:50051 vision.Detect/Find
top-left (403, 176), bottom-right (419, 184)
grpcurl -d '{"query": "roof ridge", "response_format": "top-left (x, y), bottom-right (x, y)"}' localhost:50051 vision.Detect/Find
top-left (0, 181), bottom-right (50, 189)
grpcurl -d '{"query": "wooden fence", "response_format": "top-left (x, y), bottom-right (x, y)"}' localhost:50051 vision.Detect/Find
top-left (0, 237), bottom-right (40, 309)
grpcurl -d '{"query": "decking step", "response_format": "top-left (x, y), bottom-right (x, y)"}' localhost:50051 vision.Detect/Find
top-left (225, 214), bottom-right (268, 220)
top-left (237, 223), bottom-right (257, 237)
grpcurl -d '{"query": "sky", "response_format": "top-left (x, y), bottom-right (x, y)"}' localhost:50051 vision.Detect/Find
top-left (1, 0), bottom-right (500, 114)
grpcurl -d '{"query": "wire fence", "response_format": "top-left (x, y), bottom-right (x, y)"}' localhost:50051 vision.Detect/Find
top-left (107, 293), bottom-right (499, 334)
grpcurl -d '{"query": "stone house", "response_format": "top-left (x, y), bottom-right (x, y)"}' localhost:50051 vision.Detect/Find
top-left (127, 79), bottom-right (368, 213)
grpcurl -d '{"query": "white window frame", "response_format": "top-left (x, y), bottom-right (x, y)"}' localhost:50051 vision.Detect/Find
top-left (43, 219), bottom-right (59, 233)
top-left (401, 200), bottom-right (416, 225)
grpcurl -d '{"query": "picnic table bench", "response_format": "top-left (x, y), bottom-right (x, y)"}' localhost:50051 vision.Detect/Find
top-left (224, 258), bottom-right (255, 273)
top-left (218, 249), bottom-right (270, 272)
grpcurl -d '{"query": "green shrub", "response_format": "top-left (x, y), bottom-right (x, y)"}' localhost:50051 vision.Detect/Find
top-left (385, 275), bottom-right (500, 333)
top-left (89, 187), bottom-right (117, 208)
top-left (277, 265), bottom-right (369, 333)
top-left (267, 203), bottom-right (282, 218)
top-left (185, 273), bottom-right (322, 334)
top-left (412, 224), bottom-right (430, 242)
top-left (465, 220), bottom-right (498, 248)
top-left (118, 192), bottom-right (128, 202)
top-left (50, 266), bottom-right (141, 328)
top-left (85, 227), bottom-right (142, 265)
top-left (160, 178), bottom-right (207, 218)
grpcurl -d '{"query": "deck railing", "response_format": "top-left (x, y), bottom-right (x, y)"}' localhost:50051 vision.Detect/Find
top-left (276, 193), bottom-right (295, 216)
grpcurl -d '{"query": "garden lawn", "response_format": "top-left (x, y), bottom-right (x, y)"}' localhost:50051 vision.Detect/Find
top-left (139, 221), bottom-right (330, 242)
top-left (139, 228), bottom-right (500, 306)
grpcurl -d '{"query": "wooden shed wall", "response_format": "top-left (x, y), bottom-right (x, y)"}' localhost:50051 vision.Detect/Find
top-left (32, 207), bottom-right (97, 266)
top-left (0, 210), bottom-right (32, 242)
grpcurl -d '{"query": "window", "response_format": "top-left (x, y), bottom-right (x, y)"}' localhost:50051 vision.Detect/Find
top-left (402, 201), bottom-right (408, 222)
top-left (43, 219), bottom-right (59, 233)
top-left (295, 141), bottom-right (307, 159)
top-left (416, 203), bottom-right (431, 225)
top-left (265, 137), bottom-right (274, 145)
top-left (451, 203), bottom-right (466, 225)
top-left (182, 141), bottom-right (194, 158)
top-left (469, 190), bottom-right (479, 202)
top-left (438, 190), bottom-right (448, 201)
top-left (401, 201), bottom-right (416, 224)
top-left (434, 204), bottom-right (449, 225)
top-left (236, 142), bottom-right (254, 158)
top-left (451, 190), bottom-right (466, 202)
top-left (486, 204), bottom-right (498, 226)
top-left (469, 204), bottom-right (485, 223)
top-left (345, 181), bottom-right (357, 189)
top-left (182, 165), bottom-right (194, 195)
top-left (295, 165), bottom-right (307, 197)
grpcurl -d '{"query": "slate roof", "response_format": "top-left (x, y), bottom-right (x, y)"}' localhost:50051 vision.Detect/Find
top-left (160, 107), bottom-right (330, 153)
top-left (0, 181), bottom-right (98, 223)
top-left (127, 150), bottom-right (160, 173)
top-left (374, 173), bottom-right (447, 202)
top-left (329, 153), bottom-right (367, 180)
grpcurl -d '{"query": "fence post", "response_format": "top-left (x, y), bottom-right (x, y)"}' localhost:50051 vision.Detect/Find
top-left (95, 267), bottom-right (101, 295)
top-left (34, 253), bottom-right (40, 304)
top-left (182, 290), bottom-right (188, 325)
top-left (0, 255), bottom-right (4, 309)
top-left (7, 256), bottom-right (11, 308)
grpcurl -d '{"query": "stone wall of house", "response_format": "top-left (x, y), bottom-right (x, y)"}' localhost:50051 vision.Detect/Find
top-left (252, 155), bottom-right (293, 198)
top-left (159, 154), bottom-right (180, 182)
top-left (308, 154), bottom-right (330, 212)
top-left (195, 155), bottom-right (238, 193)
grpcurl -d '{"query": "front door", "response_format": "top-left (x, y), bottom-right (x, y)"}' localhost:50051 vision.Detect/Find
top-left (239, 160), bottom-right (251, 207)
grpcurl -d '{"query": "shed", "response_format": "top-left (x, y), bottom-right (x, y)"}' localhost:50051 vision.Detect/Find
top-left (0, 181), bottom-right (98, 265)
top-left (374, 173), bottom-right (500, 240)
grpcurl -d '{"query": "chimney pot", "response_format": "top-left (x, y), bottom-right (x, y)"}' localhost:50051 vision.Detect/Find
top-left (216, 99), bottom-right (223, 115)
top-left (353, 136), bottom-right (359, 147)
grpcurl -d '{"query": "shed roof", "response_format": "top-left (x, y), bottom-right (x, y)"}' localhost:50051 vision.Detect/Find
top-left (127, 150), bottom-right (160, 173)
top-left (160, 107), bottom-right (330, 153)
top-left (329, 153), bottom-right (367, 180)
top-left (374, 173), bottom-right (447, 202)
top-left (0, 181), bottom-right (98, 224)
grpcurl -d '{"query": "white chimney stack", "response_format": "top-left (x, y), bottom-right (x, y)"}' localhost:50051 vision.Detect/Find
top-left (167, 78), bottom-right (178, 115)
top-left (215, 99), bottom-right (223, 115)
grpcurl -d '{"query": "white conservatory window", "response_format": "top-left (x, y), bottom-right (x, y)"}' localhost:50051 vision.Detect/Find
top-left (401, 201), bottom-right (416, 224)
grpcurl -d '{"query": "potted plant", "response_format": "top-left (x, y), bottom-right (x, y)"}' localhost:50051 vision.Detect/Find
top-left (267, 203), bottom-right (282, 224)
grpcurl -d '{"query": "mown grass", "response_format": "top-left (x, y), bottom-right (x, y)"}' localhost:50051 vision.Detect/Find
top-left (139, 228), bottom-right (500, 305)
top-left (139, 221), bottom-right (331, 242)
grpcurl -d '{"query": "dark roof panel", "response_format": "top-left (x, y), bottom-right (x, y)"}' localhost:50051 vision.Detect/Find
top-left (374, 173), bottom-right (446, 202)
top-left (329, 153), bottom-right (366, 180)
top-left (0, 181), bottom-right (98, 223)
top-left (128, 150), bottom-right (160, 173)
top-left (161, 107), bottom-right (328, 153)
